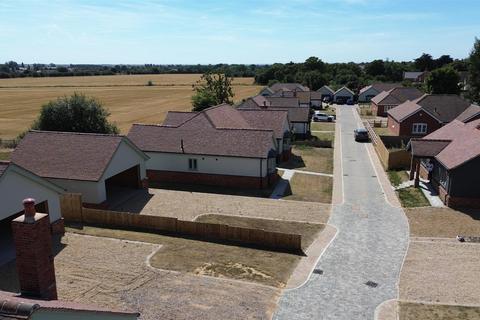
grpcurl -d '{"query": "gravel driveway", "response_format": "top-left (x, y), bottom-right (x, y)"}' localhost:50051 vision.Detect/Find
top-left (274, 105), bottom-right (409, 319)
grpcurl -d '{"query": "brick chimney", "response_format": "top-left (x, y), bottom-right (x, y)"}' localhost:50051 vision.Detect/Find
top-left (11, 198), bottom-right (58, 300)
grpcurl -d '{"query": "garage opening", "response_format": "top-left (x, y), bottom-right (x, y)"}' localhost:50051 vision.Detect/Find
top-left (0, 201), bottom-right (49, 266)
top-left (105, 165), bottom-right (143, 208)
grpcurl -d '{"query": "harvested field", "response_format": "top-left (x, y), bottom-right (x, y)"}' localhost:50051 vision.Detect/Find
top-left (116, 188), bottom-right (332, 223)
top-left (67, 226), bottom-right (302, 288)
top-left (311, 122), bottom-right (335, 131)
top-left (398, 301), bottom-right (480, 320)
top-left (0, 74), bottom-right (260, 139)
top-left (0, 232), bottom-right (278, 320)
top-left (399, 240), bottom-right (480, 306)
top-left (195, 214), bottom-right (325, 251)
top-left (283, 173), bottom-right (333, 203)
top-left (281, 145), bottom-right (333, 174)
top-left (406, 207), bottom-right (480, 238)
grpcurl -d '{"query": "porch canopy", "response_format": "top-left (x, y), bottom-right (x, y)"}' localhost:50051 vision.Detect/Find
top-left (408, 139), bottom-right (451, 187)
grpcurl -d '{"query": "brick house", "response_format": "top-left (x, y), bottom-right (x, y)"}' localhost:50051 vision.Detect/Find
top-left (370, 87), bottom-right (423, 116)
top-left (409, 119), bottom-right (480, 208)
top-left (357, 83), bottom-right (402, 103)
top-left (387, 94), bottom-right (472, 137)
top-left (456, 104), bottom-right (480, 123)
top-left (128, 104), bottom-right (279, 189)
top-left (11, 131), bottom-right (149, 208)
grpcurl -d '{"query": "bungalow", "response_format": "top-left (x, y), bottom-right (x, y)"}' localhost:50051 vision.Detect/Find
top-left (296, 91), bottom-right (323, 109)
top-left (11, 131), bottom-right (149, 208)
top-left (317, 85), bottom-right (335, 102)
top-left (357, 83), bottom-right (402, 103)
top-left (238, 95), bottom-right (311, 138)
top-left (387, 94), bottom-right (472, 137)
top-left (403, 71), bottom-right (429, 83)
top-left (333, 86), bottom-right (354, 104)
top-left (259, 87), bottom-right (275, 96)
top-left (127, 104), bottom-right (279, 189)
top-left (0, 161), bottom-right (64, 264)
top-left (409, 119), bottom-right (480, 208)
top-left (371, 87), bottom-right (423, 116)
top-left (269, 83), bottom-right (309, 92)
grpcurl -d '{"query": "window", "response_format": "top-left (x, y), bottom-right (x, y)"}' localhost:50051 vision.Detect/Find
top-left (412, 123), bottom-right (427, 134)
top-left (188, 158), bottom-right (198, 171)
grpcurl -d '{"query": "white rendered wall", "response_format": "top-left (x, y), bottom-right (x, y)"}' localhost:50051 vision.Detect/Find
top-left (146, 153), bottom-right (268, 177)
top-left (0, 170), bottom-right (61, 222)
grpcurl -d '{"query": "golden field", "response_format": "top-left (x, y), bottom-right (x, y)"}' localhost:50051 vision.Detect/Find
top-left (0, 74), bottom-right (261, 139)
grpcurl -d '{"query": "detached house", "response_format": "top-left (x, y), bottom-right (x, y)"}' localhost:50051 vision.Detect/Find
top-left (409, 119), bottom-right (480, 208)
top-left (12, 131), bottom-right (149, 208)
top-left (387, 94), bottom-right (472, 137)
top-left (333, 86), bottom-right (354, 104)
top-left (358, 83), bottom-right (402, 103)
top-left (403, 71), bottom-right (429, 83)
top-left (128, 104), bottom-right (279, 189)
top-left (296, 91), bottom-right (323, 108)
top-left (371, 87), bottom-right (423, 116)
top-left (317, 85), bottom-right (335, 102)
top-left (269, 83), bottom-right (309, 92)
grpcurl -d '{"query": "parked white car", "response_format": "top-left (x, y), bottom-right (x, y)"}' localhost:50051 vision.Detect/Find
top-left (313, 111), bottom-right (334, 122)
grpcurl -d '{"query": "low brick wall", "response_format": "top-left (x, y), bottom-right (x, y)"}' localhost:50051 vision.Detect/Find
top-left (61, 194), bottom-right (302, 252)
top-left (147, 170), bottom-right (272, 189)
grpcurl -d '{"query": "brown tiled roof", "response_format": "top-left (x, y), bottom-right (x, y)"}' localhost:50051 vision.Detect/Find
top-left (273, 107), bottom-right (309, 122)
top-left (414, 94), bottom-right (471, 123)
top-left (11, 131), bottom-right (145, 182)
top-left (359, 83), bottom-right (402, 95)
top-left (371, 87), bottom-right (423, 105)
top-left (238, 96), bottom-right (308, 123)
top-left (387, 100), bottom-right (422, 122)
top-left (204, 104), bottom-right (252, 128)
top-left (295, 91), bottom-right (310, 104)
top-left (238, 109), bottom-right (288, 139)
top-left (162, 111), bottom-right (198, 127)
top-left (270, 83), bottom-right (308, 92)
top-left (0, 291), bottom-right (138, 317)
top-left (128, 125), bottom-right (275, 158)
top-left (456, 104), bottom-right (480, 123)
top-left (266, 97), bottom-right (300, 108)
top-left (422, 119), bottom-right (480, 169)
top-left (410, 139), bottom-right (451, 157)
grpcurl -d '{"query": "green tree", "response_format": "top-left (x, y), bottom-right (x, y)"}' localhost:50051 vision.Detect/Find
top-left (303, 56), bottom-right (325, 72)
top-left (435, 55), bottom-right (453, 69)
top-left (426, 67), bottom-right (460, 94)
top-left (32, 93), bottom-right (119, 134)
top-left (365, 59), bottom-right (385, 77)
top-left (301, 70), bottom-right (327, 91)
top-left (468, 38), bottom-right (480, 102)
top-left (415, 53), bottom-right (435, 71)
top-left (191, 72), bottom-right (234, 111)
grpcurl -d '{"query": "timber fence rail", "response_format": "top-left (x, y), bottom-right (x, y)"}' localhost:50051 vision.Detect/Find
top-left (60, 194), bottom-right (302, 252)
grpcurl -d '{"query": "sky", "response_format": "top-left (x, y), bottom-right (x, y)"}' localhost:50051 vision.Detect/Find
top-left (0, 0), bottom-right (479, 64)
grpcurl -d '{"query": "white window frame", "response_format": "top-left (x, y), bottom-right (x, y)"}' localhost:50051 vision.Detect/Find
top-left (412, 123), bottom-right (428, 134)
top-left (188, 158), bottom-right (198, 171)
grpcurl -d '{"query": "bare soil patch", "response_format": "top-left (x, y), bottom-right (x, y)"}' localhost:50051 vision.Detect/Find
top-left (283, 173), bottom-right (333, 203)
top-left (1, 232), bottom-right (278, 320)
top-left (399, 240), bottom-right (480, 306)
top-left (281, 145), bottom-right (333, 174)
top-left (195, 214), bottom-right (325, 251)
top-left (406, 207), bottom-right (480, 238)
top-left (67, 225), bottom-right (302, 288)
top-left (118, 188), bottom-right (331, 223)
top-left (398, 301), bottom-right (480, 320)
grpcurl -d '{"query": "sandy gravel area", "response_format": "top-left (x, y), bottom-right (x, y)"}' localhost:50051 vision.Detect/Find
top-left (2, 233), bottom-right (279, 320)
top-left (399, 240), bottom-right (480, 306)
top-left (119, 188), bottom-right (331, 223)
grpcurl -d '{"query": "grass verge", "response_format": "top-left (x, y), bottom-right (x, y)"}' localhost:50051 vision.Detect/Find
top-left (65, 225), bottom-right (305, 288)
top-left (398, 301), bottom-right (480, 320)
top-left (311, 122), bottom-right (335, 131)
top-left (283, 173), bottom-right (332, 204)
top-left (387, 170), bottom-right (410, 187)
top-left (397, 187), bottom-right (430, 207)
top-left (195, 214), bottom-right (325, 251)
top-left (281, 145), bottom-right (333, 174)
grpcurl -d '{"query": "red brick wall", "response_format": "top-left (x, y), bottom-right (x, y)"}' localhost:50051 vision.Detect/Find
top-left (11, 213), bottom-right (57, 300)
top-left (396, 111), bottom-right (441, 137)
top-left (387, 115), bottom-right (401, 136)
top-left (148, 170), bottom-right (274, 189)
top-left (371, 102), bottom-right (380, 116)
top-left (50, 218), bottom-right (65, 235)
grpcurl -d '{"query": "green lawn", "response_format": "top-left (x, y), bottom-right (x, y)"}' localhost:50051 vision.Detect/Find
top-left (282, 172), bottom-right (333, 204)
top-left (387, 170), bottom-right (410, 187)
top-left (311, 131), bottom-right (334, 144)
top-left (311, 122), bottom-right (335, 131)
top-left (397, 187), bottom-right (430, 207)
top-left (0, 151), bottom-right (11, 161)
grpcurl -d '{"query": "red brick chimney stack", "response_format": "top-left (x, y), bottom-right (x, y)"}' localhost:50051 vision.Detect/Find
top-left (11, 198), bottom-right (58, 300)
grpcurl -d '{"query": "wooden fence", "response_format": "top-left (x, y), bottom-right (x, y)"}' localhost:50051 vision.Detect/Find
top-left (364, 121), bottom-right (411, 170)
top-left (60, 194), bottom-right (302, 252)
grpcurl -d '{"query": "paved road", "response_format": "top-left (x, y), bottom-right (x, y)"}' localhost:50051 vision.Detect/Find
top-left (274, 106), bottom-right (409, 320)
